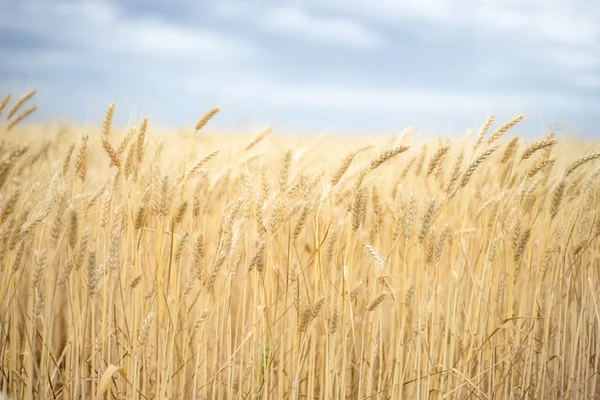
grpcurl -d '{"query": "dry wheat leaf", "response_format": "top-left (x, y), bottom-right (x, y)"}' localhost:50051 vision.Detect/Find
top-left (95, 364), bottom-right (126, 399)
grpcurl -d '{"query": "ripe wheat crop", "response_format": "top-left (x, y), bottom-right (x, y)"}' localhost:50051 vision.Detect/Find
top-left (1, 91), bottom-right (600, 399)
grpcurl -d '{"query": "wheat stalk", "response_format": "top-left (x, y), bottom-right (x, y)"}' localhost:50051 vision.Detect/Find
top-left (194, 107), bottom-right (221, 133)
top-left (6, 90), bottom-right (36, 120)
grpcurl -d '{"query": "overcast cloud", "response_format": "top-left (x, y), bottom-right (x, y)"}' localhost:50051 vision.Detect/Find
top-left (1, 0), bottom-right (598, 135)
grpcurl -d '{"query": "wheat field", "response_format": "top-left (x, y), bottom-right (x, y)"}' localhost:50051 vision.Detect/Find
top-left (0, 91), bottom-right (599, 399)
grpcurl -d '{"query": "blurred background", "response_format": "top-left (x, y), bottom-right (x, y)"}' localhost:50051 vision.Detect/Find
top-left (0, 0), bottom-right (598, 135)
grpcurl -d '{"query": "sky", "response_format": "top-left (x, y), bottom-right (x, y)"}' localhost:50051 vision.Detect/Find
top-left (0, 0), bottom-right (599, 136)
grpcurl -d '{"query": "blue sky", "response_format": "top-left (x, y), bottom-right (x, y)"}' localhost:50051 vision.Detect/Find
top-left (1, 0), bottom-right (599, 135)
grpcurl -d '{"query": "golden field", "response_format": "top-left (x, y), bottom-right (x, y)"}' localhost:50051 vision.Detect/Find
top-left (0, 91), bottom-right (600, 399)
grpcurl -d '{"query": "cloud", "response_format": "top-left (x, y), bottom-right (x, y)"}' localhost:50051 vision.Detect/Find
top-left (574, 74), bottom-right (600, 90)
top-left (213, 2), bottom-right (383, 48)
top-left (311, 0), bottom-right (599, 44)
top-left (545, 48), bottom-right (600, 70)
top-left (106, 19), bottom-right (254, 59)
top-left (54, 1), bottom-right (118, 25)
top-left (310, 0), bottom-right (600, 70)
top-left (0, 0), bottom-right (597, 133)
top-left (261, 6), bottom-right (382, 48)
top-left (0, 0), bottom-right (257, 63)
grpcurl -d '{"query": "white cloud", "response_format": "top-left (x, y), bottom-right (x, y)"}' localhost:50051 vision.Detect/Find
top-left (210, 0), bottom-right (599, 78)
top-left (213, 2), bottom-right (383, 48)
top-left (0, 0), bottom-right (257, 62)
top-left (315, 0), bottom-right (599, 44)
top-left (54, 1), bottom-right (117, 25)
top-left (1, 0), bottom-right (597, 132)
top-left (546, 48), bottom-right (600, 70)
top-left (1, 49), bottom-right (98, 72)
top-left (307, 0), bottom-right (600, 71)
top-left (105, 19), bottom-right (255, 59)
top-left (261, 6), bottom-right (382, 48)
top-left (574, 74), bottom-right (600, 90)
